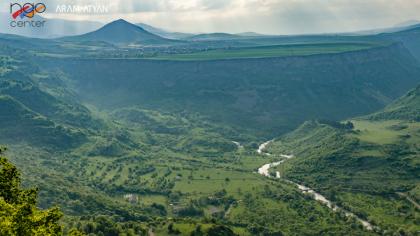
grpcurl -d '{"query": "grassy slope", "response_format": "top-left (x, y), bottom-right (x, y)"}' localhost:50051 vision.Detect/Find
top-left (267, 86), bottom-right (420, 233)
top-left (0, 95), bottom-right (85, 149)
top-left (0, 50), bottom-right (101, 149)
top-left (368, 85), bottom-right (420, 121)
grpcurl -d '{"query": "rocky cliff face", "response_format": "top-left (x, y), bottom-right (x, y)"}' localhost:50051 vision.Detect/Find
top-left (40, 43), bottom-right (420, 138)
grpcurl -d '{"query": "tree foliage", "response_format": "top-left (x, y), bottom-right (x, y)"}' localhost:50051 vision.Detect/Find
top-left (0, 147), bottom-right (63, 235)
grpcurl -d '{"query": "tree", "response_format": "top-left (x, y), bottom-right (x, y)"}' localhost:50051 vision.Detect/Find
top-left (190, 225), bottom-right (203, 236)
top-left (0, 147), bottom-right (63, 235)
top-left (207, 225), bottom-right (235, 236)
top-left (167, 222), bottom-right (181, 234)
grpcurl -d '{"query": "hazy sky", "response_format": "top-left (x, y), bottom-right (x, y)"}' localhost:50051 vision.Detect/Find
top-left (6, 0), bottom-right (420, 34)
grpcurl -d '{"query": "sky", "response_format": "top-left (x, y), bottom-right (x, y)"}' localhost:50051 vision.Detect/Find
top-left (5, 0), bottom-right (420, 34)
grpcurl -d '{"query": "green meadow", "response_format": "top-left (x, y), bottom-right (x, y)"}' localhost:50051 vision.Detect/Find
top-left (152, 42), bottom-right (379, 60)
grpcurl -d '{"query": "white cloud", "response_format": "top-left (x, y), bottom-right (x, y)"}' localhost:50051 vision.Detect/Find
top-left (8, 0), bottom-right (420, 34)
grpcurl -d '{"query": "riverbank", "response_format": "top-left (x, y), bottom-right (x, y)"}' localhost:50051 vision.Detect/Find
top-left (256, 141), bottom-right (375, 231)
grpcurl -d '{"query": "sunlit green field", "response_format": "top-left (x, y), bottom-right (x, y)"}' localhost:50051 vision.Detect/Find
top-left (152, 42), bottom-right (379, 60)
top-left (351, 119), bottom-right (420, 145)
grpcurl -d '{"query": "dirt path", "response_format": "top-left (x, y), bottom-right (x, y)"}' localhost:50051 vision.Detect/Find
top-left (397, 192), bottom-right (420, 210)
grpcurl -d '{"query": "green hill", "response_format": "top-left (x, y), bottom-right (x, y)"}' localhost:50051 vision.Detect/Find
top-left (0, 79), bottom-right (98, 130)
top-left (267, 85), bottom-right (420, 233)
top-left (0, 95), bottom-right (85, 148)
top-left (0, 50), bottom-right (103, 148)
top-left (368, 84), bottom-right (420, 121)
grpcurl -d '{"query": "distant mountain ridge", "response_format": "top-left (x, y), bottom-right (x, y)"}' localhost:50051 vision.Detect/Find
top-left (64, 19), bottom-right (177, 45)
top-left (136, 23), bottom-right (193, 39)
top-left (235, 32), bottom-right (268, 37)
top-left (394, 20), bottom-right (420, 28)
top-left (187, 33), bottom-right (244, 41)
top-left (2, 16), bottom-right (420, 42)
top-left (381, 24), bottom-right (420, 61)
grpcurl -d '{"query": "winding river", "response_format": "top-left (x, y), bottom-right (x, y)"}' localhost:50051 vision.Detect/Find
top-left (257, 140), bottom-right (274, 155)
top-left (257, 142), bottom-right (374, 231)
